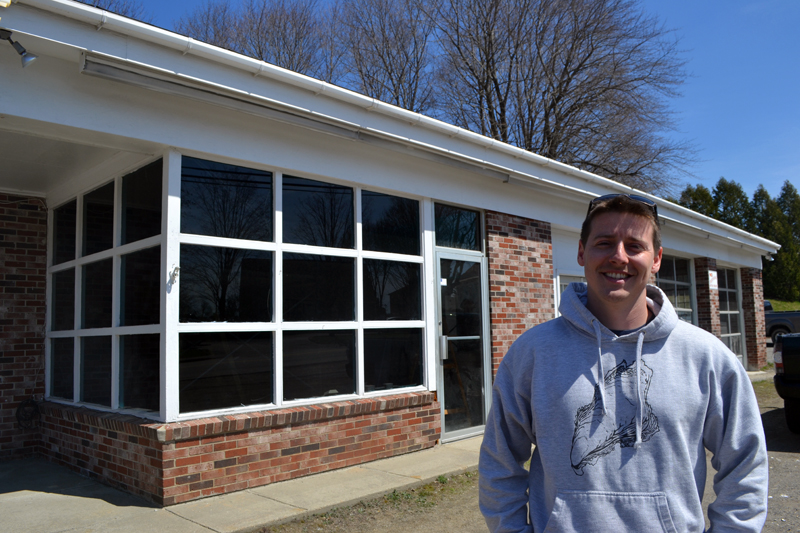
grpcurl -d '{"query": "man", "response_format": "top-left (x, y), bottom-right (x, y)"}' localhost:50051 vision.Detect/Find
top-left (479, 194), bottom-right (768, 532)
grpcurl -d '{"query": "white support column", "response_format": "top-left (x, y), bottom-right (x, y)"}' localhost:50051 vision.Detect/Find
top-left (422, 199), bottom-right (437, 391)
top-left (273, 172), bottom-right (283, 406)
top-left (162, 150), bottom-right (182, 421)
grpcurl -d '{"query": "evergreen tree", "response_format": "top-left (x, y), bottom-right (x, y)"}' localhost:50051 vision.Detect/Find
top-left (712, 177), bottom-right (752, 230)
top-left (750, 186), bottom-right (798, 300)
top-left (677, 184), bottom-right (716, 217)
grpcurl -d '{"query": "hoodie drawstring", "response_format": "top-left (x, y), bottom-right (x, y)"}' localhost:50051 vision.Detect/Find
top-left (592, 320), bottom-right (607, 415)
top-left (634, 331), bottom-right (645, 449)
top-left (592, 320), bottom-right (646, 448)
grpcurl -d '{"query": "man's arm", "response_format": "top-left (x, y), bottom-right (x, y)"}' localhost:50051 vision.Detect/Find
top-left (703, 361), bottom-right (769, 532)
top-left (479, 346), bottom-right (536, 533)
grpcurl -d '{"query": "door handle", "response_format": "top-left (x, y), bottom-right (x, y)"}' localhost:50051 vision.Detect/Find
top-left (439, 335), bottom-right (448, 362)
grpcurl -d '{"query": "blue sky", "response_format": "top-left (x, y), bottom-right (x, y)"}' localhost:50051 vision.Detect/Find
top-left (138, 0), bottom-right (798, 199)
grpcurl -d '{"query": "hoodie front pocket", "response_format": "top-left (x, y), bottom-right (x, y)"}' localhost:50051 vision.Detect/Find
top-left (542, 490), bottom-right (677, 533)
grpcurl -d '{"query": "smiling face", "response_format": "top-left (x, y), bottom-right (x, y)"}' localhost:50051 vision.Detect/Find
top-left (578, 211), bottom-right (662, 330)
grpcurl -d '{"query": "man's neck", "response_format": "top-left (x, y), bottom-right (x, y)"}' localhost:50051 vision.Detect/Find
top-left (586, 295), bottom-right (651, 332)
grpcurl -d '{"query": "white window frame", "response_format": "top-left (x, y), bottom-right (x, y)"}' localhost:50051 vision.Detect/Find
top-left (169, 153), bottom-right (429, 421)
top-left (656, 255), bottom-right (697, 325)
top-left (45, 157), bottom-right (164, 420)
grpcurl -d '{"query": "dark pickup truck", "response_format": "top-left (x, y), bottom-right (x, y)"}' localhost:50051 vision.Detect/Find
top-left (774, 333), bottom-right (800, 434)
top-left (764, 300), bottom-right (800, 345)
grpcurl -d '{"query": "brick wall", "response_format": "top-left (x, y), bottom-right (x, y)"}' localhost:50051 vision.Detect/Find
top-left (486, 211), bottom-right (554, 377)
top-left (0, 194), bottom-right (47, 459)
top-left (694, 257), bottom-right (721, 336)
top-left (741, 267), bottom-right (767, 370)
top-left (39, 392), bottom-right (439, 505)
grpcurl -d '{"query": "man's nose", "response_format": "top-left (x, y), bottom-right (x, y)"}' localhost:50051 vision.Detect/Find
top-left (609, 242), bottom-right (628, 262)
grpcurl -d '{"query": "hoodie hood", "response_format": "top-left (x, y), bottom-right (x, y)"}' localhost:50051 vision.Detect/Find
top-left (559, 282), bottom-right (680, 447)
top-left (559, 282), bottom-right (679, 342)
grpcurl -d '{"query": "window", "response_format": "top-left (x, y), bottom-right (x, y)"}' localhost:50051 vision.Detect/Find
top-left (718, 268), bottom-right (743, 357)
top-left (47, 155), bottom-right (428, 419)
top-left (656, 256), bottom-right (694, 323)
top-left (47, 160), bottom-right (162, 412)
top-left (177, 158), bottom-right (425, 414)
top-left (434, 204), bottom-right (481, 251)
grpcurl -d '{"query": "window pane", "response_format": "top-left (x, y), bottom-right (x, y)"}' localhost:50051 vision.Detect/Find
top-left (363, 260), bottom-right (421, 320)
top-left (283, 175), bottom-right (353, 248)
top-left (82, 259), bottom-right (112, 329)
top-left (718, 291), bottom-right (728, 312)
top-left (675, 259), bottom-right (690, 283)
top-left (81, 336), bottom-right (111, 406)
top-left (52, 268), bottom-right (75, 331)
top-left (283, 330), bottom-right (355, 401)
top-left (728, 334), bottom-right (742, 355)
top-left (720, 315), bottom-right (730, 335)
top-left (659, 258), bottom-right (675, 281)
top-left (364, 328), bottom-right (423, 391)
top-left (441, 259), bottom-right (482, 337)
top-left (122, 246), bottom-right (161, 326)
top-left (179, 332), bottom-right (273, 412)
top-left (120, 334), bottom-right (160, 411)
top-left (729, 314), bottom-right (741, 334)
top-left (677, 310), bottom-right (693, 323)
top-left (362, 191), bottom-right (420, 255)
top-left (122, 160), bottom-right (162, 244)
top-left (53, 200), bottom-right (76, 265)
top-left (283, 254), bottom-right (354, 321)
top-left (180, 245), bottom-right (273, 322)
top-left (83, 182), bottom-right (114, 256)
top-left (717, 270), bottom-right (727, 289)
top-left (726, 269), bottom-right (737, 289)
top-left (181, 156), bottom-right (273, 242)
top-left (676, 287), bottom-right (691, 310)
top-left (435, 204), bottom-right (480, 251)
top-left (51, 338), bottom-right (74, 400)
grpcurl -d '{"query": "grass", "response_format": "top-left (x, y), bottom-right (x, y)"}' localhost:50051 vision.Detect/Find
top-left (766, 298), bottom-right (800, 312)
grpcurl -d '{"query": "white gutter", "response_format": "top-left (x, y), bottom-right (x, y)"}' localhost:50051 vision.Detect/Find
top-left (11, 0), bottom-right (780, 255)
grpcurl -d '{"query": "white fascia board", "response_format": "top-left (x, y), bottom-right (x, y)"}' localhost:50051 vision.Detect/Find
top-left (7, 0), bottom-right (780, 258)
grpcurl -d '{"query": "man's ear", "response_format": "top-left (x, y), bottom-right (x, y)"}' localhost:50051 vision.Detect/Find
top-left (577, 240), bottom-right (585, 267)
top-left (651, 247), bottom-right (663, 274)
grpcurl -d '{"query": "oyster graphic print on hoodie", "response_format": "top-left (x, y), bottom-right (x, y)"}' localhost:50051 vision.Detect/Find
top-left (571, 359), bottom-right (659, 475)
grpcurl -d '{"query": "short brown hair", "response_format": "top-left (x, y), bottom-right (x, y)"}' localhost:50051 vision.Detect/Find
top-left (580, 195), bottom-right (661, 250)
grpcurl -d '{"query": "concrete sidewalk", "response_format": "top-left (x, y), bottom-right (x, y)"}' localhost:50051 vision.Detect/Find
top-left (0, 435), bottom-right (481, 533)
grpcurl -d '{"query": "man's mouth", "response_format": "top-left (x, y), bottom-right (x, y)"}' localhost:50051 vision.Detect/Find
top-left (603, 272), bottom-right (631, 280)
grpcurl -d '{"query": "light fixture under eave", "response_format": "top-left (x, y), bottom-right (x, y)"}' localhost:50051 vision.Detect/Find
top-left (0, 29), bottom-right (37, 68)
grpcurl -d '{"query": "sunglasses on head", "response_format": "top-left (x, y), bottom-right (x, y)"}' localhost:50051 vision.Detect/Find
top-left (586, 194), bottom-right (658, 222)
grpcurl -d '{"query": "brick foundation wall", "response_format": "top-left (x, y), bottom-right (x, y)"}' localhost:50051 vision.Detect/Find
top-left (741, 268), bottom-right (767, 370)
top-left (486, 211), bottom-right (554, 377)
top-left (0, 194), bottom-right (47, 459)
top-left (39, 392), bottom-right (439, 505)
top-left (694, 257), bottom-right (721, 336)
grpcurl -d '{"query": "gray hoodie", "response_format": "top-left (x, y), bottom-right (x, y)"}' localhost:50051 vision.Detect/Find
top-left (479, 283), bottom-right (768, 532)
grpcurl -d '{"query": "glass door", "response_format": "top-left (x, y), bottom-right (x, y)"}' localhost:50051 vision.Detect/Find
top-left (437, 253), bottom-right (490, 439)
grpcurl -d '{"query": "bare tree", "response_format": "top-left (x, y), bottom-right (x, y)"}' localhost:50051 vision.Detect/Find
top-left (339, 0), bottom-right (437, 113)
top-left (430, 0), bottom-right (692, 194)
top-left (173, 0), bottom-right (240, 50)
top-left (78, 0), bottom-right (152, 22)
top-left (176, 0), bottom-right (344, 82)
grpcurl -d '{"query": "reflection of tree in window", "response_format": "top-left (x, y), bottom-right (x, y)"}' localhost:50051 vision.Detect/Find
top-left (180, 157), bottom-right (273, 241)
top-left (283, 176), bottom-right (353, 248)
top-left (441, 260), bottom-right (482, 337)
top-left (180, 245), bottom-right (272, 322)
top-left (362, 191), bottom-right (420, 255)
top-left (435, 204), bottom-right (480, 251)
top-left (363, 259), bottom-right (420, 320)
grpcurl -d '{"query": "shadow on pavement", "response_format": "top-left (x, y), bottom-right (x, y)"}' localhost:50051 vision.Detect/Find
top-left (0, 456), bottom-right (156, 509)
top-left (760, 409), bottom-right (800, 453)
